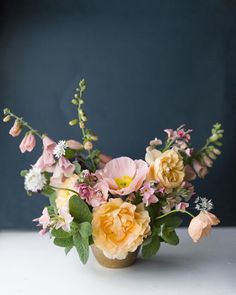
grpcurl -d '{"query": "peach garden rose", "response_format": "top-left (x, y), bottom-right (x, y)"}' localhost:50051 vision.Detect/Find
top-left (92, 198), bottom-right (150, 259)
top-left (146, 149), bottom-right (185, 189)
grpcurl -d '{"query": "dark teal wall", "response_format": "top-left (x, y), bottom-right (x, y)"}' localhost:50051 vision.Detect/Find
top-left (0, 0), bottom-right (235, 228)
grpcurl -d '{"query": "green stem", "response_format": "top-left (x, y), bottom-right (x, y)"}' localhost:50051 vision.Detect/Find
top-left (156, 209), bottom-right (195, 220)
top-left (5, 109), bottom-right (43, 139)
top-left (49, 185), bottom-right (79, 196)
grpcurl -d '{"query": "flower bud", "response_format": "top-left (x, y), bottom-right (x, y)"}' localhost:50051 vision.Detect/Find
top-left (81, 115), bottom-right (87, 122)
top-left (69, 119), bottom-right (78, 126)
top-left (3, 108), bottom-right (10, 115)
top-left (79, 99), bottom-right (84, 105)
top-left (3, 115), bottom-right (11, 122)
top-left (71, 99), bottom-right (78, 105)
top-left (209, 134), bottom-right (218, 142)
top-left (79, 122), bottom-right (85, 129)
top-left (74, 93), bottom-right (78, 99)
top-left (84, 141), bottom-right (93, 151)
top-left (9, 120), bottom-right (22, 137)
top-left (213, 148), bottom-right (221, 155)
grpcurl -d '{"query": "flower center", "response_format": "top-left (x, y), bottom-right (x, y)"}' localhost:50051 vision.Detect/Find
top-left (114, 176), bottom-right (133, 189)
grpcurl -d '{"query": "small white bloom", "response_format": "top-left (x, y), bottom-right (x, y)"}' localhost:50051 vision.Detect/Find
top-left (55, 208), bottom-right (73, 232)
top-left (195, 197), bottom-right (214, 212)
top-left (24, 167), bottom-right (47, 192)
top-left (53, 140), bottom-right (67, 159)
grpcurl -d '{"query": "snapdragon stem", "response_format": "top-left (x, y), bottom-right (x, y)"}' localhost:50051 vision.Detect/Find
top-left (156, 209), bottom-right (195, 220)
top-left (5, 109), bottom-right (43, 139)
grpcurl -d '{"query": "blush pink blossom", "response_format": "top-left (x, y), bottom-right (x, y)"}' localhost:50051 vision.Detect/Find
top-left (19, 133), bottom-right (36, 153)
top-left (98, 157), bottom-right (148, 195)
top-left (140, 182), bottom-right (159, 206)
top-left (193, 160), bottom-right (208, 178)
top-left (74, 183), bottom-right (91, 200)
top-left (176, 202), bottom-right (189, 211)
top-left (33, 207), bottom-right (50, 235)
top-left (34, 136), bottom-right (57, 172)
top-left (66, 139), bottom-right (83, 150)
top-left (55, 208), bottom-right (73, 232)
top-left (50, 156), bottom-right (75, 185)
top-left (88, 180), bottom-right (109, 207)
top-left (184, 165), bottom-right (197, 181)
top-left (9, 120), bottom-right (22, 137)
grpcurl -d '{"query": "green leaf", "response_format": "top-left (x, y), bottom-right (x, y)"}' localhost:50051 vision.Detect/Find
top-left (51, 228), bottom-right (72, 239)
top-left (78, 222), bottom-right (92, 239)
top-left (156, 216), bottom-right (182, 228)
top-left (161, 229), bottom-right (179, 246)
top-left (73, 161), bottom-right (81, 173)
top-left (142, 235), bottom-right (160, 258)
top-left (41, 186), bottom-right (55, 197)
top-left (69, 195), bottom-right (92, 223)
top-left (73, 232), bottom-right (89, 264)
top-left (65, 148), bottom-right (76, 159)
top-left (53, 237), bottom-right (74, 248)
top-left (20, 170), bottom-right (28, 177)
top-left (65, 246), bottom-right (73, 256)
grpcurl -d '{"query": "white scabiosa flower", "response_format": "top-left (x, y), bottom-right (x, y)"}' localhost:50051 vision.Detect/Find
top-left (53, 140), bottom-right (67, 159)
top-left (24, 167), bottom-right (47, 192)
top-left (194, 197), bottom-right (214, 212)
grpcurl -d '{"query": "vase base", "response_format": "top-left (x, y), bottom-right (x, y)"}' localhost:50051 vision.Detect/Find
top-left (91, 245), bottom-right (139, 268)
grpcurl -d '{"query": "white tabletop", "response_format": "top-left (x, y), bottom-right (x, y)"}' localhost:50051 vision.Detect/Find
top-left (0, 228), bottom-right (235, 295)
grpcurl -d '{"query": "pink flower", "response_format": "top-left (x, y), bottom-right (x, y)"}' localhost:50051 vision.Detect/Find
top-left (9, 120), bottom-right (22, 137)
top-left (184, 165), bottom-right (197, 181)
top-left (66, 139), bottom-right (83, 150)
top-left (188, 211), bottom-right (220, 242)
top-left (89, 181), bottom-right (109, 207)
top-left (50, 156), bottom-right (75, 185)
top-left (33, 208), bottom-right (50, 235)
top-left (140, 182), bottom-right (159, 206)
top-left (98, 157), bottom-right (148, 195)
top-left (19, 133), bottom-right (36, 153)
top-left (193, 160), bottom-right (208, 178)
top-left (55, 208), bottom-right (73, 232)
top-left (34, 136), bottom-right (57, 172)
top-left (176, 202), bottom-right (189, 211)
top-left (164, 129), bottom-right (177, 140)
top-left (75, 183), bottom-right (91, 200)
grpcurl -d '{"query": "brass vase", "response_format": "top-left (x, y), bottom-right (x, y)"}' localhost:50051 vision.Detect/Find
top-left (91, 245), bottom-right (140, 268)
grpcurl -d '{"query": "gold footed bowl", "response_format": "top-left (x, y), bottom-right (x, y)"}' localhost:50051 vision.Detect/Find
top-left (91, 245), bottom-right (140, 268)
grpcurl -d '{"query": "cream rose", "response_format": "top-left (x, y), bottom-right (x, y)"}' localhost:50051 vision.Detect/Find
top-left (92, 198), bottom-right (150, 259)
top-left (146, 149), bottom-right (185, 189)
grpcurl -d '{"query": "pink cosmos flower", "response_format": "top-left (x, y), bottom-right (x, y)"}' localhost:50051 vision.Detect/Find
top-left (34, 136), bottom-right (57, 172)
top-left (50, 156), bottom-right (75, 185)
top-left (9, 120), bottom-right (22, 137)
top-left (19, 133), bottom-right (36, 153)
top-left (98, 157), bottom-right (148, 195)
top-left (140, 182), bottom-right (159, 206)
top-left (88, 180), bottom-right (109, 207)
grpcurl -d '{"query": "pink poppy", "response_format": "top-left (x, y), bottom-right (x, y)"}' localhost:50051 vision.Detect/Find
top-left (98, 157), bottom-right (148, 195)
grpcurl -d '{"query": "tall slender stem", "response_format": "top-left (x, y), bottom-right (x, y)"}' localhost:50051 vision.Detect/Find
top-left (156, 209), bottom-right (195, 220)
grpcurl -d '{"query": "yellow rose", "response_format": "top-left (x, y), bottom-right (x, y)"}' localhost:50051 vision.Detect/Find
top-left (92, 198), bottom-right (150, 259)
top-left (146, 149), bottom-right (185, 189)
top-left (56, 174), bottom-right (79, 209)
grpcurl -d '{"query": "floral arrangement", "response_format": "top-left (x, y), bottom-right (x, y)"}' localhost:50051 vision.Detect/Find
top-left (3, 79), bottom-right (224, 265)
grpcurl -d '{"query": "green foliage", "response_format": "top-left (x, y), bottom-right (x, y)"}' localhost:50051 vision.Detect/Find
top-left (51, 228), bottom-right (72, 239)
top-left (73, 232), bottom-right (89, 264)
top-left (78, 222), bottom-right (92, 239)
top-left (142, 234), bottom-right (160, 258)
top-left (54, 237), bottom-right (74, 248)
top-left (65, 148), bottom-right (76, 159)
top-left (20, 169), bottom-right (28, 177)
top-left (146, 202), bottom-right (161, 222)
top-left (69, 195), bottom-right (92, 223)
top-left (65, 246), bottom-right (73, 256)
top-left (73, 161), bottom-right (82, 174)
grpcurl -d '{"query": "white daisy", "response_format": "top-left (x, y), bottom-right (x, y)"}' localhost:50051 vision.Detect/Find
top-left (24, 167), bottom-right (47, 192)
top-left (53, 140), bottom-right (67, 159)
